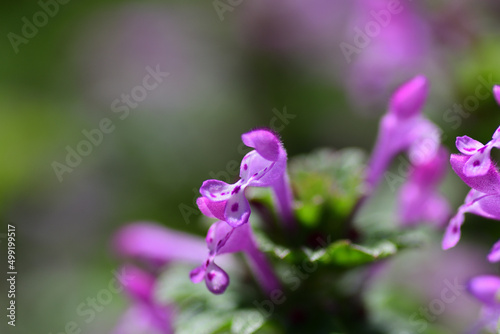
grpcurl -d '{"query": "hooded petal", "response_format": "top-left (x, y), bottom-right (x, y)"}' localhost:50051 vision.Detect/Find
top-left (241, 129), bottom-right (281, 161)
top-left (113, 222), bottom-right (207, 266)
top-left (389, 75), bottom-right (429, 119)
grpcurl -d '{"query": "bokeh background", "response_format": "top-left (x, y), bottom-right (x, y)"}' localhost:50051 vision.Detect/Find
top-left (2, 0), bottom-right (500, 333)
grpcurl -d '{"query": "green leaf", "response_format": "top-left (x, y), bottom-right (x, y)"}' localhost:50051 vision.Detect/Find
top-left (313, 240), bottom-right (397, 266)
top-left (289, 148), bottom-right (366, 227)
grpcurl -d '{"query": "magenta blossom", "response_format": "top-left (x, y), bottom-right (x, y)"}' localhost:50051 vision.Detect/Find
top-left (113, 222), bottom-right (207, 268)
top-left (398, 147), bottom-right (451, 227)
top-left (200, 129), bottom-right (294, 228)
top-left (456, 85), bottom-right (500, 177)
top-left (111, 265), bottom-right (174, 334)
top-left (366, 75), bottom-right (441, 190)
top-left (190, 220), bottom-right (280, 295)
top-left (442, 153), bottom-right (500, 261)
top-left (467, 275), bottom-right (500, 333)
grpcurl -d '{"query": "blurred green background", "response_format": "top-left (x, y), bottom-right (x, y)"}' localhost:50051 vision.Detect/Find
top-left (2, 0), bottom-right (500, 333)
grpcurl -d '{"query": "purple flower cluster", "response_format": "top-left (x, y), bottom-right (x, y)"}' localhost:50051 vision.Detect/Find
top-left (108, 78), bottom-right (500, 332)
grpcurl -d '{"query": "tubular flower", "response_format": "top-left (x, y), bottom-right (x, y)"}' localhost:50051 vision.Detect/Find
top-left (190, 220), bottom-right (280, 295)
top-left (200, 128), bottom-right (295, 228)
top-left (398, 147), bottom-right (451, 227)
top-left (467, 275), bottom-right (500, 333)
top-left (112, 222), bottom-right (208, 268)
top-left (111, 265), bottom-right (174, 334)
top-left (442, 153), bottom-right (500, 262)
top-left (366, 75), bottom-right (441, 190)
top-left (457, 85), bottom-right (500, 177)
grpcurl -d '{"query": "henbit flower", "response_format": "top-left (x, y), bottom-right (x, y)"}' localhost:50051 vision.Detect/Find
top-left (199, 129), bottom-right (295, 228)
top-left (467, 275), bottom-right (500, 333)
top-left (366, 75), bottom-right (441, 190)
top-left (442, 154), bottom-right (500, 261)
top-left (190, 220), bottom-right (281, 295)
top-left (455, 85), bottom-right (500, 177)
top-left (111, 265), bottom-right (174, 334)
top-left (398, 147), bottom-right (451, 227)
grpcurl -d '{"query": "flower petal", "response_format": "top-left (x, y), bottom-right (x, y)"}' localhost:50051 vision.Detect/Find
top-left (456, 135), bottom-right (484, 155)
top-left (488, 240), bottom-right (500, 263)
top-left (442, 210), bottom-right (465, 250)
top-left (189, 265), bottom-right (206, 284)
top-left (241, 129), bottom-right (281, 161)
top-left (240, 150), bottom-right (273, 182)
top-left (450, 154), bottom-right (500, 194)
top-left (200, 180), bottom-right (234, 201)
top-left (204, 262), bottom-right (230, 294)
top-left (224, 192), bottom-right (251, 227)
top-left (196, 197), bottom-right (226, 221)
top-left (463, 146), bottom-right (493, 177)
top-left (389, 75), bottom-right (429, 118)
top-left (468, 275), bottom-right (500, 306)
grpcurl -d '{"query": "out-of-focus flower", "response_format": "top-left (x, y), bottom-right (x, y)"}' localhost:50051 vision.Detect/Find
top-left (113, 222), bottom-right (208, 268)
top-left (111, 222), bottom-right (220, 332)
top-left (190, 220), bottom-right (280, 295)
top-left (111, 265), bottom-right (174, 334)
top-left (467, 275), bottom-right (500, 333)
top-left (366, 75), bottom-right (440, 190)
top-left (199, 129), bottom-right (294, 228)
top-left (345, 0), bottom-right (433, 109)
top-left (398, 147), bottom-right (450, 227)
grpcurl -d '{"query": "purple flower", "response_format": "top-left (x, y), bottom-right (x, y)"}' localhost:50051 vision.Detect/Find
top-left (454, 85), bottom-right (500, 177)
top-left (398, 147), bottom-right (451, 227)
top-left (111, 265), bottom-right (174, 334)
top-left (112, 222), bottom-right (208, 268)
top-left (346, 0), bottom-right (432, 109)
top-left (467, 275), bottom-right (500, 333)
top-left (366, 75), bottom-right (441, 190)
top-left (190, 220), bottom-right (280, 295)
top-left (200, 129), bottom-right (294, 228)
top-left (442, 153), bottom-right (500, 261)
